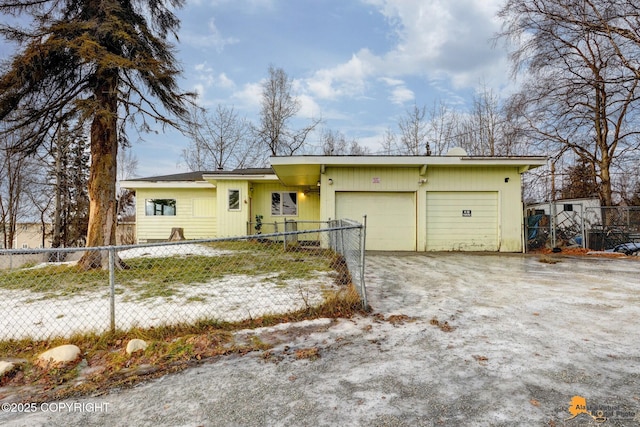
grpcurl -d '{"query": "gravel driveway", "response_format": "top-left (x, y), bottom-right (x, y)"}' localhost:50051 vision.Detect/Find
top-left (2, 252), bottom-right (639, 426)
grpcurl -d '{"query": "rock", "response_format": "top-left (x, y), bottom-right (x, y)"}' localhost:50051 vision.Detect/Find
top-left (0, 361), bottom-right (16, 377)
top-left (126, 339), bottom-right (148, 355)
top-left (36, 344), bottom-right (81, 368)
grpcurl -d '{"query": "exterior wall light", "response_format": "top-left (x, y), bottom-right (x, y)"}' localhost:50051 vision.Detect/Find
top-left (327, 178), bottom-right (333, 185)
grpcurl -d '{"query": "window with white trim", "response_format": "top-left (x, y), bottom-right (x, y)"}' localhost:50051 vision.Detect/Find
top-left (228, 189), bottom-right (241, 211)
top-left (271, 192), bottom-right (297, 216)
top-left (145, 199), bottom-right (176, 216)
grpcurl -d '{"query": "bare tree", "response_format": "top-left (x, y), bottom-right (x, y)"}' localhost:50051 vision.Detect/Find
top-left (498, 0), bottom-right (640, 216)
top-left (320, 128), bottom-right (370, 155)
top-left (380, 127), bottom-right (396, 155)
top-left (254, 66), bottom-right (321, 157)
top-left (348, 139), bottom-right (371, 155)
top-left (426, 101), bottom-right (458, 155)
top-left (397, 104), bottom-right (431, 155)
top-left (117, 147), bottom-right (139, 223)
top-left (449, 85), bottom-right (523, 156)
top-left (468, 85), bottom-right (501, 156)
top-left (0, 131), bottom-right (40, 249)
top-left (183, 104), bottom-right (257, 170)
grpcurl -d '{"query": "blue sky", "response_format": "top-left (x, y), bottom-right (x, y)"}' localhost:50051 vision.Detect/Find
top-left (3, 0), bottom-right (511, 177)
top-left (134, 0), bottom-right (512, 176)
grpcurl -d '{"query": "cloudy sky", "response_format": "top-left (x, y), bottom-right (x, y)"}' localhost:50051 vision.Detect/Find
top-left (4, 0), bottom-right (511, 177)
top-left (130, 0), bottom-right (512, 176)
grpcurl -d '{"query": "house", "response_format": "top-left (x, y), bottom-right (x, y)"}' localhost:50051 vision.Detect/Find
top-left (121, 149), bottom-right (546, 252)
top-left (1, 222), bottom-right (53, 249)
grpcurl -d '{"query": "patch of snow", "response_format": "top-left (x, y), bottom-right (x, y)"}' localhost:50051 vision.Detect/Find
top-left (0, 271), bottom-right (337, 341)
top-left (118, 244), bottom-right (233, 260)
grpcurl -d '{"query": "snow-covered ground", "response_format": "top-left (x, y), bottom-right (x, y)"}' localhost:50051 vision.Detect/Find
top-left (0, 244), bottom-right (337, 340)
top-left (2, 252), bottom-right (640, 426)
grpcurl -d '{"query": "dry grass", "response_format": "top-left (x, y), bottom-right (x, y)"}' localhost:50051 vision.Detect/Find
top-left (430, 317), bottom-right (456, 332)
top-left (294, 347), bottom-right (320, 360)
top-left (0, 285), bottom-right (366, 403)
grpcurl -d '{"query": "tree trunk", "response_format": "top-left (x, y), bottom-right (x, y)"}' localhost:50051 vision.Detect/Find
top-left (52, 142), bottom-right (63, 249)
top-left (599, 162), bottom-right (614, 226)
top-left (78, 71), bottom-right (119, 270)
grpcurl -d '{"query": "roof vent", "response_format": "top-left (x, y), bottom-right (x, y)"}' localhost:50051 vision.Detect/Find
top-left (445, 147), bottom-right (468, 156)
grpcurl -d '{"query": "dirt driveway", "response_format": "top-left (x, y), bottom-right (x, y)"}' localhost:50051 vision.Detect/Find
top-left (2, 253), bottom-right (640, 426)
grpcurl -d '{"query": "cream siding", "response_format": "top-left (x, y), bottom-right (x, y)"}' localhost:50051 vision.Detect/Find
top-left (425, 191), bottom-right (499, 251)
top-left (135, 188), bottom-right (217, 242)
top-left (320, 167), bottom-right (419, 223)
top-left (420, 166), bottom-right (522, 252)
top-left (193, 198), bottom-right (216, 217)
top-left (319, 165), bottom-right (524, 252)
top-left (336, 192), bottom-right (416, 250)
top-left (215, 181), bottom-right (250, 237)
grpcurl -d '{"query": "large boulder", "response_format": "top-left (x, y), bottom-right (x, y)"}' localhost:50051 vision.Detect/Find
top-left (36, 344), bottom-right (81, 368)
top-left (0, 360), bottom-right (15, 377)
top-left (126, 339), bottom-right (148, 355)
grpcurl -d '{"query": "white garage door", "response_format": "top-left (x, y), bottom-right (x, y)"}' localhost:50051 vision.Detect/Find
top-left (426, 191), bottom-right (499, 251)
top-left (336, 192), bottom-right (416, 251)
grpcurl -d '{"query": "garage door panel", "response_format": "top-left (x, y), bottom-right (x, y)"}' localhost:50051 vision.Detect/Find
top-left (426, 191), bottom-right (498, 251)
top-left (336, 192), bottom-right (416, 251)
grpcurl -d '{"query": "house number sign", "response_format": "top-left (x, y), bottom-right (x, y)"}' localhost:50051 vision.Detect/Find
top-left (462, 210), bottom-right (472, 217)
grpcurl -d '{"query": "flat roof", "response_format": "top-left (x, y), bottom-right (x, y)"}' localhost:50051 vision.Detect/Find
top-left (269, 155), bottom-right (548, 186)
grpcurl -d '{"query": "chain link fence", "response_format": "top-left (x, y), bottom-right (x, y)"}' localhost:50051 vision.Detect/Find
top-left (0, 220), bottom-right (366, 341)
top-left (525, 203), bottom-right (640, 253)
top-left (585, 206), bottom-right (640, 251)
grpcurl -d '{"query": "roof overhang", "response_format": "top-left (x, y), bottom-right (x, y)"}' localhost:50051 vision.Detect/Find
top-left (201, 173), bottom-right (279, 184)
top-left (120, 180), bottom-right (215, 189)
top-left (270, 155), bottom-right (548, 186)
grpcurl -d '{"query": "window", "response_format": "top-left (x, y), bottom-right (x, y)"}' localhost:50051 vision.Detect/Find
top-left (271, 192), bottom-right (297, 216)
top-left (228, 189), bottom-right (240, 211)
top-left (563, 204), bottom-right (574, 212)
top-left (145, 199), bottom-right (176, 216)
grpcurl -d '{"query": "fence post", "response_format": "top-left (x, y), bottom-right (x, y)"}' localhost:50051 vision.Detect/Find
top-left (109, 246), bottom-right (116, 334)
top-left (360, 215), bottom-right (368, 310)
top-left (550, 201), bottom-right (557, 248)
top-left (579, 204), bottom-right (586, 248)
top-left (283, 218), bottom-right (287, 251)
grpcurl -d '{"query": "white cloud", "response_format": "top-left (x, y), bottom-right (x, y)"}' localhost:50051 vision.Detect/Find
top-left (231, 82), bottom-right (263, 111)
top-left (217, 73), bottom-right (235, 89)
top-left (389, 86), bottom-right (415, 105)
top-left (379, 77), bottom-right (414, 104)
top-left (375, 0), bottom-right (506, 80)
top-left (181, 17), bottom-right (238, 52)
top-left (308, 0), bottom-right (508, 103)
top-left (297, 94), bottom-right (322, 119)
top-left (305, 51), bottom-right (379, 100)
